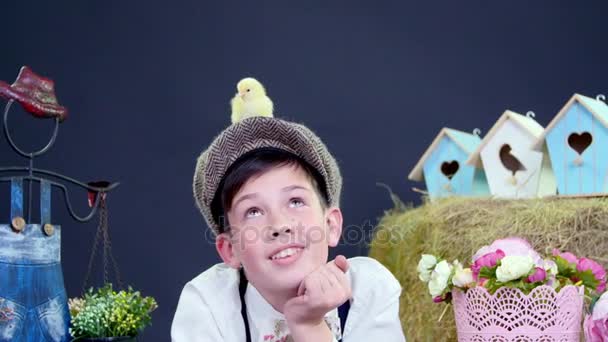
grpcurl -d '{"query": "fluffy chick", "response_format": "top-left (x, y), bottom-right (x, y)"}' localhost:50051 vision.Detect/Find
top-left (230, 77), bottom-right (274, 124)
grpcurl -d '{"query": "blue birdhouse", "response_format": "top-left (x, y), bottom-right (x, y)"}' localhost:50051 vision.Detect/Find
top-left (409, 128), bottom-right (490, 200)
top-left (532, 93), bottom-right (608, 195)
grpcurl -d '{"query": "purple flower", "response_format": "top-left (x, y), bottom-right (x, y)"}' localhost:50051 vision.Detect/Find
top-left (432, 292), bottom-right (452, 303)
top-left (525, 267), bottom-right (546, 283)
top-left (432, 296), bottom-right (444, 303)
top-left (585, 293), bottom-right (608, 342)
top-left (577, 257), bottom-right (607, 291)
top-left (584, 314), bottom-right (607, 342)
top-left (552, 249), bottom-right (579, 264)
top-left (472, 249), bottom-right (505, 280)
top-left (474, 237), bottom-right (542, 265)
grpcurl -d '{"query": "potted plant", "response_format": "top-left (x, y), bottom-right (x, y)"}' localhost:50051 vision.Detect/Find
top-left (417, 237), bottom-right (607, 342)
top-left (68, 284), bottom-right (158, 341)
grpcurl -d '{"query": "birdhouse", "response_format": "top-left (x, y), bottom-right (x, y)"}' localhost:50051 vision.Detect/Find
top-left (532, 93), bottom-right (608, 195)
top-left (409, 128), bottom-right (490, 200)
top-left (466, 110), bottom-right (557, 198)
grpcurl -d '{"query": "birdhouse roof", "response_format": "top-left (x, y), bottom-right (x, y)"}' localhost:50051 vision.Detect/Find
top-left (532, 93), bottom-right (608, 150)
top-left (467, 110), bottom-right (544, 168)
top-left (408, 128), bottom-right (481, 181)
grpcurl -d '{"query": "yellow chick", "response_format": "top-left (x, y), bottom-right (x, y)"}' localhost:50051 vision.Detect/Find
top-left (230, 77), bottom-right (274, 124)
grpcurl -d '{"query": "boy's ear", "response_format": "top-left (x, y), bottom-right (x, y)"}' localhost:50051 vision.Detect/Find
top-left (325, 206), bottom-right (343, 247)
top-left (216, 233), bottom-right (241, 269)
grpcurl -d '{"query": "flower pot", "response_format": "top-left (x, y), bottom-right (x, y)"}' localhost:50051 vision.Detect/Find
top-left (80, 337), bottom-right (137, 342)
top-left (452, 285), bottom-right (584, 341)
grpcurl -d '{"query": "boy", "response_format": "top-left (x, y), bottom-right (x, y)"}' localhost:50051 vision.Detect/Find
top-left (171, 114), bottom-right (405, 341)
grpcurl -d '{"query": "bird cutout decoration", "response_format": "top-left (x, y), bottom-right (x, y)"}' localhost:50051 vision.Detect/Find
top-left (441, 160), bottom-right (459, 192)
top-left (567, 132), bottom-right (593, 166)
top-left (499, 144), bottom-right (527, 186)
top-left (230, 77), bottom-right (274, 124)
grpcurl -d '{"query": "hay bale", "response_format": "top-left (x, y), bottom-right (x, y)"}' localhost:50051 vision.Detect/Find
top-left (368, 196), bottom-right (608, 341)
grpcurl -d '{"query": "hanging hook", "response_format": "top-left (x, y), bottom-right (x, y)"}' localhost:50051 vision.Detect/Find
top-left (526, 111), bottom-right (536, 118)
top-left (3, 100), bottom-right (60, 158)
top-left (472, 128), bottom-right (482, 137)
top-left (1, 98), bottom-right (119, 223)
top-left (596, 94), bottom-right (606, 103)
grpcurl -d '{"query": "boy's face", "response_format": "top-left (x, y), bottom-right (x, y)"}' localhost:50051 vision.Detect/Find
top-left (217, 163), bottom-right (343, 292)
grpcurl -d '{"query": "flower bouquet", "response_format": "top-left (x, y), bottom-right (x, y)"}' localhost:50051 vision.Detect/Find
top-left (417, 237), bottom-right (607, 342)
top-left (584, 291), bottom-right (608, 341)
top-left (68, 284), bottom-right (158, 341)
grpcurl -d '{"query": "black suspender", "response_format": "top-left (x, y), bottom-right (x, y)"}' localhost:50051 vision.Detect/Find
top-left (239, 268), bottom-right (350, 342)
top-left (239, 268), bottom-right (253, 342)
top-left (337, 298), bottom-right (350, 336)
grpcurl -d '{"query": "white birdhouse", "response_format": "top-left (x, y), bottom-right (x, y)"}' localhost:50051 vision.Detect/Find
top-left (466, 110), bottom-right (557, 198)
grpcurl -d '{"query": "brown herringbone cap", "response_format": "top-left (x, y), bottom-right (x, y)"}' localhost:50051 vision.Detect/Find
top-left (193, 116), bottom-right (342, 235)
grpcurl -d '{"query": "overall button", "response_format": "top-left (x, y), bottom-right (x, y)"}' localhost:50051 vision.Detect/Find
top-left (43, 224), bottom-right (55, 236)
top-left (11, 217), bottom-right (25, 232)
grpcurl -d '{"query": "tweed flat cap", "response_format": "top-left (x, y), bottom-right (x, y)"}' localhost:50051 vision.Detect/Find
top-left (193, 116), bottom-right (342, 235)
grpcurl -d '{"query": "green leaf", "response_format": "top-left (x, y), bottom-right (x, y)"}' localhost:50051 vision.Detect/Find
top-left (554, 256), bottom-right (575, 277)
top-left (576, 269), bottom-right (600, 289)
top-left (479, 265), bottom-right (497, 280)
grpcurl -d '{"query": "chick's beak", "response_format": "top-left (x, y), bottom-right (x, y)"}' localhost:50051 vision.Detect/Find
top-left (238, 91), bottom-right (245, 98)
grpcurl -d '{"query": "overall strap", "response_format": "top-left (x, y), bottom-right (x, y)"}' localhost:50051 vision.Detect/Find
top-left (40, 179), bottom-right (52, 225)
top-left (239, 268), bottom-right (252, 342)
top-left (10, 177), bottom-right (24, 222)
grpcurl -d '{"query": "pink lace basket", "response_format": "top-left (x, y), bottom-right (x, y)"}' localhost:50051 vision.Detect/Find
top-left (452, 285), bottom-right (584, 342)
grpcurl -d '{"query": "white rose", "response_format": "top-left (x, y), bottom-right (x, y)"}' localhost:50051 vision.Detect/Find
top-left (428, 260), bottom-right (453, 297)
top-left (452, 262), bottom-right (474, 288)
top-left (593, 294), bottom-right (608, 320)
top-left (542, 259), bottom-right (558, 275)
top-left (417, 254), bottom-right (438, 283)
top-left (496, 255), bottom-right (535, 283)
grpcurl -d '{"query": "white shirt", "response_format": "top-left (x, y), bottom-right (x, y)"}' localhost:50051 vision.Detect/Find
top-left (171, 256), bottom-right (406, 342)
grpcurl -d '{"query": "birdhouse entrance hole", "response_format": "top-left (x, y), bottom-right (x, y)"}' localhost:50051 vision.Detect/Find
top-left (567, 132), bottom-right (593, 155)
top-left (440, 161), bottom-right (459, 180)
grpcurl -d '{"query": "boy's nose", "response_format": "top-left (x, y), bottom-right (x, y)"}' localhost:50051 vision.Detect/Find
top-left (270, 226), bottom-right (293, 239)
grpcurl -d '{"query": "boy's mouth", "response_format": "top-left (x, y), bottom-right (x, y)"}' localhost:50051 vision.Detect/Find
top-left (268, 245), bottom-right (305, 265)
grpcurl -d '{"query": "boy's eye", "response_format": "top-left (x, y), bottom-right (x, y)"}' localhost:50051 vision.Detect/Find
top-left (289, 198), bottom-right (304, 208)
top-left (245, 208), bottom-right (262, 218)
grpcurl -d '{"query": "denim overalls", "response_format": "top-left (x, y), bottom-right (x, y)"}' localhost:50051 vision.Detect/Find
top-left (0, 178), bottom-right (70, 341)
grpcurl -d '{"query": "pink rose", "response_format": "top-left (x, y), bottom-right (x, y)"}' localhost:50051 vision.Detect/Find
top-left (525, 267), bottom-right (546, 283)
top-left (473, 237), bottom-right (542, 266)
top-left (432, 292), bottom-right (452, 303)
top-left (584, 314), bottom-right (607, 342)
top-left (472, 249), bottom-right (505, 280)
top-left (432, 296), bottom-right (444, 303)
top-left (576, 257), bottom-right (607, 292)
top-left (586, 294), bottom-right (608, 341)
top-left (552, 249), bottom-right (579, 264)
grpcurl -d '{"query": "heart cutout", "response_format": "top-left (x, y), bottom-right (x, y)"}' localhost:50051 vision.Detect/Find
top-left (441, 161), bottom-right (459, 180)
top-left (499, 144), bottom-right (526, 176)
top-left (568, 132), bottom-right (593, 155)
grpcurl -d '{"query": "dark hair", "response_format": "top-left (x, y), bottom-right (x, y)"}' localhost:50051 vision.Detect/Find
top-left (210, 147), bottom-right (329, 234)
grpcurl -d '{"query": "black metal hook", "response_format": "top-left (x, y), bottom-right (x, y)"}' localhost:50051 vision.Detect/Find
top-left (1, 99), bottom-right (119, 223)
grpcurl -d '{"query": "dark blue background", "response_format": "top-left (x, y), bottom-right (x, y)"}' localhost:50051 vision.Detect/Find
top-left (2, 1), bottom-right (608, 340)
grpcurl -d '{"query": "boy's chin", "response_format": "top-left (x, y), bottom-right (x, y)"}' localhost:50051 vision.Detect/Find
top-left (266, 272), bottom-right (308, 292)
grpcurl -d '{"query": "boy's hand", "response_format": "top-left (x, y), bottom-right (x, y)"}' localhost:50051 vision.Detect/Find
top-left (283, 255), bottom-right (352, 340)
